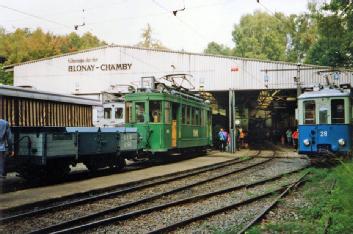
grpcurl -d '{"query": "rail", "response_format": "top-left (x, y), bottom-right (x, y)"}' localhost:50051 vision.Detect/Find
top-left (31, 154), bottom-right (274, 233)
top-left (0, 152), bottom-right (260, 223)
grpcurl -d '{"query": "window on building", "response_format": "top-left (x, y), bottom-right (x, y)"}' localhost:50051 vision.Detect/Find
top-left (304, 101), bottom-right (316, 124)
top-left (135, 102), bottom-right (145, 123)
top-left (150, 101), bottom-right (161, 123)
top-left (115, 108), bottom-right (123, 119)
top-left (125, 102), bottom-right (132, 123)
top-left (104, 108), bottom-right (111, 119)
top-left (331, 99), bottom-right (345, 123)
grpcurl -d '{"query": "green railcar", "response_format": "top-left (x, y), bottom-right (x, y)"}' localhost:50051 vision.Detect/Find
top-left (124, 88), bottom-right (212, 153)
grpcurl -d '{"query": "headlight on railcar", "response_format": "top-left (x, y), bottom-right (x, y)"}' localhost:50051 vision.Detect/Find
top-left (303, 139), bottom-right (310, 146)
top-left (338, 138), bottom-right (345, 146)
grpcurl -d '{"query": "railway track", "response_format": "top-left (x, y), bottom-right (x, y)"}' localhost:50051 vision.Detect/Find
top-left (0, 151), bottom-right (274, 233)
top-left (50, 167), bottom-right (307, 234)
top-left (237, 172), bottom-right (308, 234)
top-left (0, 151), bottom-right (260, 223)
top-left (1, 151), bottom-right (309, 233)
top-left (29, 156), bottom-right (273, 233)
top-left (149, 172), bottom-right (308, 234)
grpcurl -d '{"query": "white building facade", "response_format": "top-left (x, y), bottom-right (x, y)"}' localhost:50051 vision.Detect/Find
top-left (11, 45), bottom-right (353, 95)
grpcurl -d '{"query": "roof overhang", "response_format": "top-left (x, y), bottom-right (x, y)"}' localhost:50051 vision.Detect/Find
top-left (0, 85), bottom-right (102, 106)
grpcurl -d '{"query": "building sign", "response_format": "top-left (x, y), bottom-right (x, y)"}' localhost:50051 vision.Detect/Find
top-left (67, 57), bottom-right (132, 72)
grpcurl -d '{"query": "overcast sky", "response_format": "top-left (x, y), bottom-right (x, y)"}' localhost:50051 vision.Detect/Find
top-left (0, 0), bottom-right (312, 53)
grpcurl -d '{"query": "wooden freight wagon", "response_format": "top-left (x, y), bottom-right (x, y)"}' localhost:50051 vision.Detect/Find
top-left (0, 85), bottom-right (101, 127)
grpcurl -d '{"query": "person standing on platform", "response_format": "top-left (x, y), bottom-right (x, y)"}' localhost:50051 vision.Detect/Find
top-left (292, 129), bottom-right (299, 150)
top-left (239, 128), bottom-right (245, 148)
top-left (0, 119), bottom-right (14, 179)
top-left (218, 128), bottom-right (228, 152)
top-left (243, 130), bottom-right (249, 148)
top-left (235, 126), bottom-right (241, 151)
top-left (286, 128), bottom-right (292, 146)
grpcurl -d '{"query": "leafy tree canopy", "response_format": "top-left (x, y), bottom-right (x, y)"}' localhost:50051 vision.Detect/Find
top-left (0, 27), bottom-right (106, 65)
top-left (0, 64), bottom-right (12, 85)
top-left (204, 1), bottom-right (352, 68)
top-left (0, 27), bottom-right (106, 84)
top-left (204, 42), bottom-right (233, 56)
top-left (306, 0), bottom-right (353, 67)
top-left (232, 11), bottom-right (289, 61)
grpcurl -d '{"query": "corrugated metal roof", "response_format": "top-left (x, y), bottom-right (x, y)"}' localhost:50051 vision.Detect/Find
top-left (0, 85), bottom-right (101, 106)
top-left (4, 44), bottom-right (333, 69)
top-left (298, 87), bottom-right (350, 99)
top-left (9, 44), bottom-right (353, 92)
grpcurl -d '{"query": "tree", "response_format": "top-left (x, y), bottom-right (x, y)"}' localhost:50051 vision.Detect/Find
top-left (306, 14), bottom-right (348, 66)
top-left (136, 24), bottom-right (168, 50)
top-left (204, 8), bottom-right (319, 63)
top-left (204, 42), bottom-right (233, 56)
top-left (0, 27), bottom-right (107, 65)
top-left (286, 12), bottom-right (318, 63)
top-left (81, 32), bottom-right (106, 49)
top-left (232, 11), bottom-right (288, 61)
top-left (0, 26), bottom-right (107, 84)
top-left (306, 0), bottom-right (353, 67)
top-left (0, 64), bottom-right (13, 85)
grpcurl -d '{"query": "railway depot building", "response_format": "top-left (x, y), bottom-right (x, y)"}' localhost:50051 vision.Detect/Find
top-left (6, 44), bottom-right (353, 141)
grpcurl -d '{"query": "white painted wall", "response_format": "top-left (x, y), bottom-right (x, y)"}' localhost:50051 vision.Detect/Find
top-left (13, 45), bottom-right (353, 94)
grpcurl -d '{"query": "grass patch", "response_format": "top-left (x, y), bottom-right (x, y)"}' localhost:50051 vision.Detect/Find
top-left (240, 156), bottom-right (251, 161)
top-left (246, 161), bottom-right (353, 234)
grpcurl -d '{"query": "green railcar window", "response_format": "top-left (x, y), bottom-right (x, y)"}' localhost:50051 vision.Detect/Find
top-left (135, 102), bottom-right (145, 123)
top-left (125, 102), bottom-right (133, 123)
top-left (165, 102), bottom-right (171, 124)
top-left (201, 110), bottom-right (205, 126)
top-left (191, 108), bottom-right (196, 125)
top-left (187, 106), bottom-right (191, 125)
top-left (331, 99), bottom-right (345, 123)
top-left (150, 101), bottom-right (161, 123)
top-left (182, 105), bottom-right (186, 124)
top-left (304, 100), bottom-right (316, 124)
top-left (195, 109), bottom-right (200, 125)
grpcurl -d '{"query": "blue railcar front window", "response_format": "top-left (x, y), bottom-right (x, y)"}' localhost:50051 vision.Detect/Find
top-left (304, 101), bottom-right (316, 124)
top-left (319, 108), bottom-right (328, 124)
top-left (331, 99), bottom-right (345, 123)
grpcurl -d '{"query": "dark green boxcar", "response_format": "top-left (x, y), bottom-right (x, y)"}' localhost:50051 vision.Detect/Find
top-left (8, 127), bottom-right (138, 178)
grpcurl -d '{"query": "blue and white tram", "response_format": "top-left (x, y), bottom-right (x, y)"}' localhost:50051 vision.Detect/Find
top-left (297, 86), bottom-right (352, 157)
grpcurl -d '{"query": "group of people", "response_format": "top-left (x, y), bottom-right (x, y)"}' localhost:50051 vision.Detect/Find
top-left (218, 126), bottom-right (299, 152)
top-left (265, 127), bottom-right (299, 148)
top-left (218, 127), bottom-right (247, 152)
top-left (0, 119), bottom-right (14, 179)
top-left (285, 128), bottom-right (299, 149)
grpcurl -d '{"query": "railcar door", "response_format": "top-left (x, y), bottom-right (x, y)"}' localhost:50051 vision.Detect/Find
top-left (171, 102), bottom-right (179, 148)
